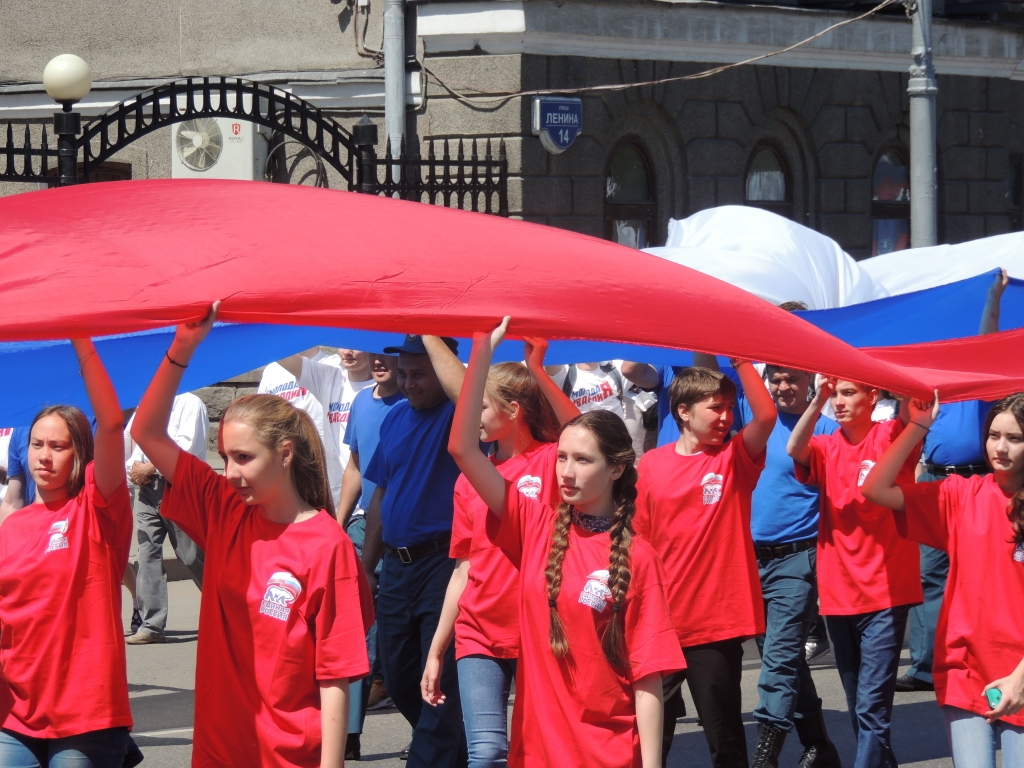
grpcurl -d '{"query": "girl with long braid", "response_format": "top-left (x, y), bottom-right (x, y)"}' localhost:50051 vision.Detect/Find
top-left (448, 318), bottom-right (684, 768)
top-left (863, 392), bottom-right (1024, 768)
top-left (421, 344), bottom-right (578, 768)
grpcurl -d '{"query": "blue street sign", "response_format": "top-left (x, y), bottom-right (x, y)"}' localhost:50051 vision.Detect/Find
top-left (531, 96), bottom-right (583, 154)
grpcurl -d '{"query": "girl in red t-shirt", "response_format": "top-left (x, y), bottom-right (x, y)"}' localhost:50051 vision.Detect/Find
top-left (864, 392), bottom-right (1024, 768)
top-left (0, 339), bottom-right (133, 767)
top-left (131, 303), bottom-right (374, 768)
top-left (447, 318), bottom-right (684, 768)
top-left (420, 340), bottom-right (578, 767)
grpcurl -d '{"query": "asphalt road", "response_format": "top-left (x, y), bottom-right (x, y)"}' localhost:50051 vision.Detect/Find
top-left (124, 582), bottom-right (959, 767)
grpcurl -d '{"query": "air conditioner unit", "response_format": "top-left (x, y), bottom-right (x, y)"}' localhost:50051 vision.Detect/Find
top-left (171, 117), bottom-right (269, 180)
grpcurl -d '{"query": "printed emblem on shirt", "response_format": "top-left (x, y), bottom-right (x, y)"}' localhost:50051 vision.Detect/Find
top-left (266, 381), bottom-right (310, 402)
top-left (259, 571), bottom-right (303, 622)
top-left (571, 382), bottom-right (617, 408)
top-left (702, 473), bottom-right (724, 505)
top-left (516, 474), bottom-right (542, 500)
top-left (857, 461), bottom-right (875, 487)
top-left (45, 520), bottom-right (69, 553)
top-left (1015, 543), bottom-right (1024, 564)
top-left (328, 401), bottom-right (353, 424)
top-left (578, 569), bottom-right (612, 613)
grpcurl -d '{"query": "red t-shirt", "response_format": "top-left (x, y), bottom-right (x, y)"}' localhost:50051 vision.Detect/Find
top-left (795, 419), bottom-right (923, 615)
top-left (450, 441), bottom-right (558, 660)
top-left (633, 432), bottom-right (766, 647)
top-left (489, 481), bottom-right (684, 768)
top-left (0, 463), bottom-right (133, 737)
top-left (898, 474), bottom-right (1024, 727)
top-left (163, 453), bottom-right (374, 768)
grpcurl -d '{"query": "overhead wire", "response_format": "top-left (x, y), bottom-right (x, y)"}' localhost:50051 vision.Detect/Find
top-left (420, 0), bottom-right (904, 109)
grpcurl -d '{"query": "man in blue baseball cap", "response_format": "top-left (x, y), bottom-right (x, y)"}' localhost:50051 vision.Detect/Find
top-left (361, 334), bottom-right (469, 768)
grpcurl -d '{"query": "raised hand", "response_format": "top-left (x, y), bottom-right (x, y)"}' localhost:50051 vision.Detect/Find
top-left (907, 389), bottom-right (940, 430)
top-left (523, 336), bottom-right (549, 372)
top-left (814, 376), bottom-right (837, 404)
top-left (473, 316), bottom-right (510, 354)
top-left (990, 268), bottom-right (1009, 301)
top-left (173, 301), bottom-right (220, 356)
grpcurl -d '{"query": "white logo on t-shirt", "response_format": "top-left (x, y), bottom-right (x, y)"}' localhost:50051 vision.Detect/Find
top-left (516, 474), bottom-right (542, 500)
top-left (45, 520), bottom-right (69, 553)
top-left (259, 571), bottom-right (303, 622)
top-left (858, 461), bottom-right (875, 487)
top-left (702, 473), bottom-right (724, 505)
top-left (578, 569), bottom-right (612, 613)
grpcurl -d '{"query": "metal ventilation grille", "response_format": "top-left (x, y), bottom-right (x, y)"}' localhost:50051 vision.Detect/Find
top-left (176, 118), bottom-right (223, 171)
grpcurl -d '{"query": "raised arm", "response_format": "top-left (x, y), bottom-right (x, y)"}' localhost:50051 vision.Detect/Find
top-left (131, 303), bottom-right (219, 481)
top-left (980, 268), bottom-right (1008, 335)
top-left (619, 362), bottom-right (661, 391)
top-left (788, 377), bottom-right (834, 467)
top-left (732, 359), bottom-right (776, 458)
top-left (448, 319), bottom-right (510, 516)
top-left (863, 392), bottom-right (938, 511)
top-left (274, 347), bottom-right (320, 381)
top-left (72, 339), bottom-right (126, 502)
top-left (523, 337), bottom-right (580, 427)
top-left (423, 336), bottom-right (466, 405)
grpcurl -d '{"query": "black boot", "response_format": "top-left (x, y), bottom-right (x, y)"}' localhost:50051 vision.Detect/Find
top-left (751, 723), bottom-right (786, 768)
top-left (795, 708), bottom-right (842, 768)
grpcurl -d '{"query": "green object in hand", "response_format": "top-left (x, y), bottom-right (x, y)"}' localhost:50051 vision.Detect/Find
top-left (986, 688), bottom-right (1003, 709)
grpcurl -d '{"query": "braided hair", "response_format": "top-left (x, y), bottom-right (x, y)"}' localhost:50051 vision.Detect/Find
top-left (545, 410), bottom-right (637, 668)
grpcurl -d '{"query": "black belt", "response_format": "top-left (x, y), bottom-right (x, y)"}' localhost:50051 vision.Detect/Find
top-left (755, 538), bottom-right (817, 562)
top-left (386, 535), bottom-right (451, 564)
top-left (923, 462), bottom-right (987, 478)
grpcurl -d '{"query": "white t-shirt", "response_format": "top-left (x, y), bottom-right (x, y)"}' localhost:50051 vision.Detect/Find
top-left (258, 351), bottom-right (339, 437)
top-left (550, 363), bottom-right (626, 419)
top-left (125, 393), bottom-right (210, 474)
top-left (0, 427), bottom-right (12, 502)
top-left (298, 358), bottom-right (374, 506)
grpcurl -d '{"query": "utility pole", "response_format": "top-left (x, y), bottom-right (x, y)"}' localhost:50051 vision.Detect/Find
top-left (384, 0), bottom-right (405, 182)
top-left (907, 0), bottom-right (938, 247)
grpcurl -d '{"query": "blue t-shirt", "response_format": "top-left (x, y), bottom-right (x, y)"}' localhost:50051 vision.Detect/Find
top-left (923, 400), bottom-right (992, 467)
top-left (363, 398), bottom-right (461, 548)
top-left (6, 427), bottom-right (36, 505)
top-left (343, 386), bottom-right (406, 511)
top-left (735, 396), bottom-right (839, 545)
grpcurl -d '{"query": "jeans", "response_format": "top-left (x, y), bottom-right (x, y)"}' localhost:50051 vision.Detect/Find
top-left (826, 606), bottom-right (911, 768)
top-left (378, 550), bottom-right (467, 768)
top-left (0, 727), bottom-right (130, 768)
top-left (458, 656), bottom-right (516, 768)
top-left (136, 477), bottom-right (204, 637)
top-left (754, 546), bottom-right (823, 732)
top-left (663, 637), bottom-right (748, 768)
top-left (942, 705), bottom-right (1024, 768)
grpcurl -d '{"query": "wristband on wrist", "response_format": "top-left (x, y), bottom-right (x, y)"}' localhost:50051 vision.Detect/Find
top-left (165, 351), bottom-right (188, 369)
top-left (911, 420), bottom-right (931, 431)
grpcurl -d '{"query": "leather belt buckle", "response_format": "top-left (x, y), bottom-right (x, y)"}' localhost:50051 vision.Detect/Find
top-left (397, 547), bottom-right (412, 564)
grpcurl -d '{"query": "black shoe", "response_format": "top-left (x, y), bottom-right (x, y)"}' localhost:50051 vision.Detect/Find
top-left (400, 742), bottom-right (410, 761)
top-left (345, 733), bottom-right (360, 761)
top-left (894, 674), bottom-right (934, 692)
top-left (804, 637), bottom-right (831, 664)
top-left (795, 706), bottom-right (842, 768)
top-left (127, 608), bottom-right (142, 636)
top-left (751, 723), bottom-right (786, 768)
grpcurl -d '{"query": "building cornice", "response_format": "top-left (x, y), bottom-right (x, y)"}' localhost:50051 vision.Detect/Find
top-left (417, 0), bottom-right (1024, 80)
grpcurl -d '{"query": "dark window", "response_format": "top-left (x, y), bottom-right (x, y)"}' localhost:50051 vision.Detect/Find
top-left (745, 147), bottom-right (791, 218)
top-left (604, 142), bottom-right (656, 249)
top-left (871, 149), bottom-right (910, 256)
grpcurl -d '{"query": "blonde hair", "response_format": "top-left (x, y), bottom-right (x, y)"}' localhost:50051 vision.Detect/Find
top-left (221, 394), bottom-right (335, 517)
top-left (486, 362), bottom-right (561, 443)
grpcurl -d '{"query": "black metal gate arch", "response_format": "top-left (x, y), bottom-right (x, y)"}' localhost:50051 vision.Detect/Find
top-left (81, 76), bottom-right (359, 185)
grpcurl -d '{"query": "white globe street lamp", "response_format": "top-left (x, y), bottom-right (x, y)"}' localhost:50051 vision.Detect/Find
top-left (42, 54), bottom-right (92, 186)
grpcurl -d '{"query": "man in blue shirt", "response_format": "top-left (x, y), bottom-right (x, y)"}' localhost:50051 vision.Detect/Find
top-left (362, 335), bottom-right (467, 768)
top-left (897, 269), bottom-right (1008, 694)
top-left (337, 352), bottom-right (405, 759)
top-left (0, 426), bottom-right (36, 520)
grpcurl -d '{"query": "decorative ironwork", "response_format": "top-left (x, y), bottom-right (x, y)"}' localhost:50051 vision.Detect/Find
top-left (0, 122), bottom-right (56, 183)
top-left (79, 77), bottom-right (358, 183)
top-left (371, 136), bottom-right (508, 216)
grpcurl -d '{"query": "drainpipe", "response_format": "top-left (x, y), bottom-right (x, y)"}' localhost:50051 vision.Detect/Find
top-left (908, 0), bottom-right (938, 247)
top-left (384, 0), bottom-right (405, 180)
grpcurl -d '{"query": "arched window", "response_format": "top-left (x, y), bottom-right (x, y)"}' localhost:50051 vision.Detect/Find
top-left (604, 142), bottom-right (656, 249)
top-left (745, 147), bottom-right (791, 218)
top-left (871, 149), bottom-right (911, 255)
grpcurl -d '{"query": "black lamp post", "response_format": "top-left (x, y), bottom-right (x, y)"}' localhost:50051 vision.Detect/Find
top-left (42, 54), bottom-right (92, 187)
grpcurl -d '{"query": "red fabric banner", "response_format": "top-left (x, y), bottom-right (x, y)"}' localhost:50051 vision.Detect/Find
top-left (0, 179), bottom-right (1018, 400)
